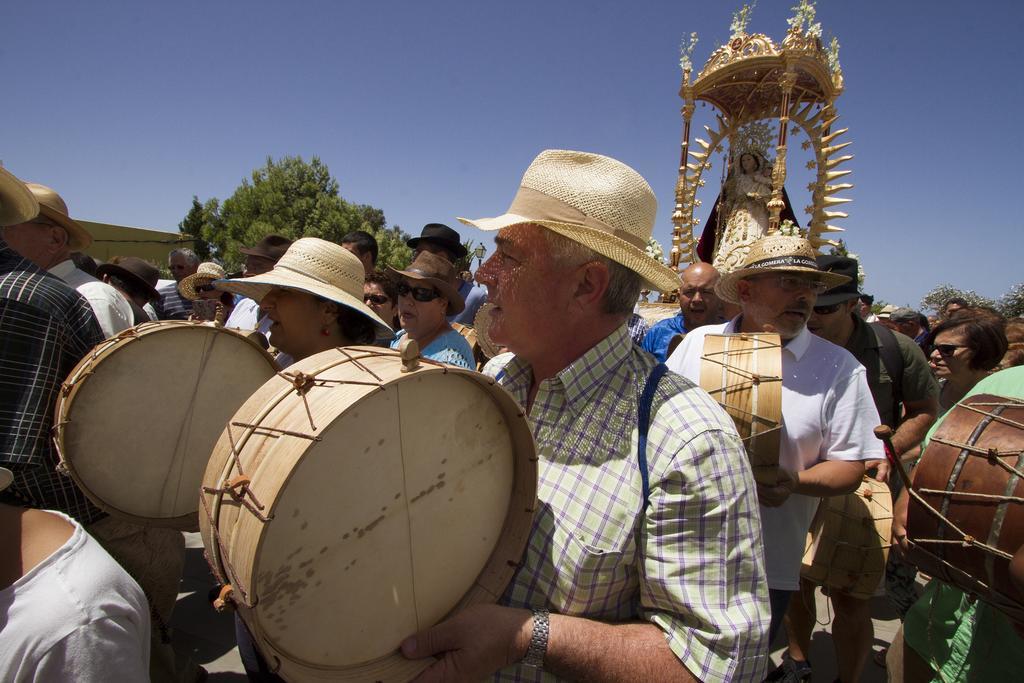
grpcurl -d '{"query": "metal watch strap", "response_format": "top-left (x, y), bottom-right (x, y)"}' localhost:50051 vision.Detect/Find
top-left (522, 608), bottom-right (550, 668)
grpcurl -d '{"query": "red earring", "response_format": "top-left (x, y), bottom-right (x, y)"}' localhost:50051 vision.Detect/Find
top-left (321, 326), bottom-right (330, 336)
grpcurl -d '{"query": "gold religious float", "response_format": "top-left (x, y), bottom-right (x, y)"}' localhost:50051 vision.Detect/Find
top-left (669, 1), bottom-right (852, 273)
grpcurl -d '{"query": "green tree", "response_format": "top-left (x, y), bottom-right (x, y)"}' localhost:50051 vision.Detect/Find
top-left (178, 196), bottom-right (212, 260)
top-left (999, 283), bottom-right (1024, 318)
top-left (920, 284), bottom-right (997, 314)
top-left (188, 155), bottom-right (413, 271)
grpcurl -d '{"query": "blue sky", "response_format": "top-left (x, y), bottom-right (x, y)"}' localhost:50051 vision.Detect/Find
top-left (3, 1), bottom-right (1021, 308)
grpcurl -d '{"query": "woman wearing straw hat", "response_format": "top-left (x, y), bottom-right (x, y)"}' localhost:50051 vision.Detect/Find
top-left (385, 251), bottom-right (475, 368)
top-left (215, 238), bottom-right (392, 367)
top-left (179, 262), bottom-right (235, 322)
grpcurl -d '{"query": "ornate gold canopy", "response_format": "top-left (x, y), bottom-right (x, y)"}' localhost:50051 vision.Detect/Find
top-left (669, 5), bottom-right (852, 271)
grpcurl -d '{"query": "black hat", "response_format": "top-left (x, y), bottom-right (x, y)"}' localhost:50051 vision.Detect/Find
top-left (96, 257), bottom-right (161, 301)
top-left (406, 223), bottom-right (468, 260)
top-left (814, 255), bottom-right (862, 306)
top-left (239, 234), bottom-right (293, 262)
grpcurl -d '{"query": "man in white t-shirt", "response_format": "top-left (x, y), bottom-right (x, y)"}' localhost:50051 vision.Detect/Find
top-left (0, 467), bottom-right (150, 682)
top-left (666, 236), bottom-right (883, 654)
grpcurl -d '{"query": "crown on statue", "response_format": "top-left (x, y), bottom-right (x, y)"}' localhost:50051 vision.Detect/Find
top-left (730, 121), bottom-right (775, 161)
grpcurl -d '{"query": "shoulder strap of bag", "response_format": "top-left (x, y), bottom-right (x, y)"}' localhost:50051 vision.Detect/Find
top-left (870, 322), bottom-right (905, 425)
top-left (638, 363), bottom-right (669, 509)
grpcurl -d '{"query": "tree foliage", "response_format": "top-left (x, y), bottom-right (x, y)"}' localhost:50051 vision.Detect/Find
top-left (920, 284), bottom-right (997, 314)
top-left (180, 156), bottom-right (413, 271)
top-left (999, 283), bottom-right (1024, 318)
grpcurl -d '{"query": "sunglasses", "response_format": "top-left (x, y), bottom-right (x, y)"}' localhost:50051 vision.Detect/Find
top-left (750, 274), bottom-right (828, 294)
top-left (930, 343), bottom-right (968, 357)
top-left (396, 282), bottom-right (441, 302)
top-left (812, 303), bottom-right (843, 315)
top-left (196, 284), bottom-right (217, 293)
top-left (364, 293), bottom-right (391, 305)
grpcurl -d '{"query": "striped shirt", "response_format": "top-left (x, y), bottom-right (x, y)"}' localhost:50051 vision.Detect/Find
top-left (155, 280), bottom-right (192, 320)
top-left (485, 326), bottom-right (769, 682)
top-left (0, 239), bottom-right (107, 523)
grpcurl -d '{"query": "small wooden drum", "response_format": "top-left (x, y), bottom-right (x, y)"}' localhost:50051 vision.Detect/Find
top-left (699, 333), bottom-right (782, 485)
top-left (53, 320), bottom-right (279, 529)
top-left (801, 476), bottom-right (893, 598)
top-left (907, 394), bottom-right (1024, 623)
top-left (200, 345), bottom-right (537, 681)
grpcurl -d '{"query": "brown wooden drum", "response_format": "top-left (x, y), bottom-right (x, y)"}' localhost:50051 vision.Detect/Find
top-left (200, 345), bottom-right (537, 681)
top-left (801, 476), bottom-right (893, 599)
top-left (53, 320), bottom-right (278, 529)
top-left (699, 333), bottom-right (782, 485)
top-left (906, 394), bottom-right (1024, 623)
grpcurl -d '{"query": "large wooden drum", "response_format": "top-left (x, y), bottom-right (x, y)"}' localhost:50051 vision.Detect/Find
top-left (699, 333), bottom-right (782, 485)
top-left (801, 477), bottom-right (893, 598)
top-left (907, 394), bottom-right (1024, 624)
top-left (53, 320), bottom-right (279, 529)
top-left (200, 345), bottom-right (537, 681)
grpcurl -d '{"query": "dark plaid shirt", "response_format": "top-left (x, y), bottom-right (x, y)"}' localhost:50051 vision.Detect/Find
top-left (0, 238), bottom-right (107, 523)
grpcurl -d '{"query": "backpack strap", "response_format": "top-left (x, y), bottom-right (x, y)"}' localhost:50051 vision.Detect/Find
top-left (870, 322), bottom-right (905, 426)
top-left (638, 363), bottom-right (669, 508)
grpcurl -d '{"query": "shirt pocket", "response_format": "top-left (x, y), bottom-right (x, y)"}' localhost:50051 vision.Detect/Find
top-left (550, 512), bottom-right (639, 617)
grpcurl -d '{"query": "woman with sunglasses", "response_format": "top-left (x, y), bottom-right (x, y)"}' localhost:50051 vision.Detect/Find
top-left (926, 312), bottom-right (1007, 411)
top-left (385, 251), bottom-right (474, 368)
top-left (363, 271), bottom-right (400, 344)
top-left (179, 262), bottom-right (236, 322)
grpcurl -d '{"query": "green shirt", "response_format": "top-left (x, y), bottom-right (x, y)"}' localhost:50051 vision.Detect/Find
top-left (843, 316), bottom-right (938, 428)
top-left (903, 366), bottom-right (1024, 681)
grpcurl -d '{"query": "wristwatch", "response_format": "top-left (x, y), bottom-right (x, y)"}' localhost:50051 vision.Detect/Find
top-left (522, 608), bottom-right (550, 669)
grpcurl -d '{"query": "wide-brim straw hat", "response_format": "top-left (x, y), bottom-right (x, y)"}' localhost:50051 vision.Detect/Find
top-left (0, 167), bottom-right (38, 227)
top-left (215, 237), bottom-right (392, 339)
top-left (96, 257), bottom-right (162, 301)
top-left (715, 235), bottom-right (851, 304)
top-left (179, 262), bottom-right (227, 300)
top-left (385, 250), bottom-right (465, 315)
top-left (25, 183), bottom-right (93, 251)
top-left (458, 149), bottom-right (679, 293)
top-left (473, 302), bottom-right (502, 359)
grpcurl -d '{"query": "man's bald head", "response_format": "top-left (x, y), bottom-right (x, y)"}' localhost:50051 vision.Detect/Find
top-left (678, 262), bottom-right (722, 329)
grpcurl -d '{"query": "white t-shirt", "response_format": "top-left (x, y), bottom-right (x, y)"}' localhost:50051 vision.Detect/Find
top-left (667, 319), bottom-right (883, 589)
top-left (0, 511), bottom-right (151, 682)
top-left (50, 260), bottom-right (133, 338)
top-left (225, 296), bottom-right (261, 331)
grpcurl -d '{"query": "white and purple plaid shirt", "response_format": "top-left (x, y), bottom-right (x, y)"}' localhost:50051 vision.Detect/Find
top-left (484, 326), bottom-right (769, 682)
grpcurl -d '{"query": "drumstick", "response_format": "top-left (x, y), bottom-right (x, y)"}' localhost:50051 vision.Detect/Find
top-left (873, 425), bottom-right (913, 489)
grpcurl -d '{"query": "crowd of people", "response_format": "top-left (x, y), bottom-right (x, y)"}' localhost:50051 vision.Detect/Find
top-left (1, 151), bottom-right (1021, 683)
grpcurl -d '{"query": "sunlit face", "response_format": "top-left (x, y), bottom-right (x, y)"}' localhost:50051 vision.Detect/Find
top-left (244, 254), bottom-right (276, 277)
top-left (737, 273), bottom-right (819, 340)
top-left (929, 328), bottom-right (974, 380)
top-left (363, 282), bottom-right (397, 328)
top-left (740, 153), bottom-right (758, 174)
top-left (169, 254), bottom-right (198, 282)
top-left (1, 221), bottom-right (62, 268)
top-left (195, 282), bottom-right (222, 300)
top-left (678, 264), bottom-right (721, 328)
top-left (260, 287), bottom-right (331, 360)
top-left (396, 278), bottom-right (448, 342)
top-left (474, 223), bottom-right (574, 359)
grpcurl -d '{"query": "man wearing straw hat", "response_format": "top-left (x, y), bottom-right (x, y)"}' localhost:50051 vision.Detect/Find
top-left (0, 167), bottom-right (104, 526)
top-left (2, 182), bottom-right (133, 338)
top-left (666, 234), bottom-right (884, 668)
top-left (400, 150), bottom-right (768, 682)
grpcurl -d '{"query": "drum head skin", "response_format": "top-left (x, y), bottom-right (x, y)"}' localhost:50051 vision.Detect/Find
top-left (55, 322), bottom-right (278, 529)
top-left (200, 347), bottom-right (537, 681)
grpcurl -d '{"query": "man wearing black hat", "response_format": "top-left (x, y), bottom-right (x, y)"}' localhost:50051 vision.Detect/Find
top-left (408, 223), bottom-right (487, 325)
top-left (779, 255), bottom-right (940, 683)
top-left (97, 257), bottom-right (162, 325)
top-left (224, 234), bottom-right (293, 333)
